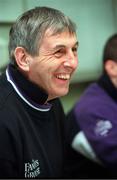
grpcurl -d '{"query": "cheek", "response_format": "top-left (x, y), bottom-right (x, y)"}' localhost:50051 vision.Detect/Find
top-left (76, 59), bottom-right (78, 68)
top-left (29, 56), bottom-right (61, 81)
top-left (74, 57), bottom-right (78, 69)
top-left (30, 60), bottom-right (46, 74)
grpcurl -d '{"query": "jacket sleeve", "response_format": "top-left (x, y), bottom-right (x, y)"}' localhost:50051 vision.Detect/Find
top-left (73, 109), bottom-right (117, 169)
top-left (65, 109), bottom-right (117, 178)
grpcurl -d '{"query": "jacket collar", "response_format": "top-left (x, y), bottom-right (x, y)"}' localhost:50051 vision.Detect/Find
top-left (6, 64), bottom-right (52, 111)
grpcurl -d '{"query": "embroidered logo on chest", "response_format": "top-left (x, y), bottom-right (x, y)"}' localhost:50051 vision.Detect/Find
top-left (25, 159), bottom-right (40, 178)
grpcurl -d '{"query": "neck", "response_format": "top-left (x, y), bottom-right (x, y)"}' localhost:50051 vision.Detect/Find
top-left (98, 72), bottom-right (117, 102)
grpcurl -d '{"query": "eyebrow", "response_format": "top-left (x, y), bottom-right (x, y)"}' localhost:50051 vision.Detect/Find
top-left (75, 41), bottom-right (79, 47)
top-left (53, 41), bottom-right (79, 50)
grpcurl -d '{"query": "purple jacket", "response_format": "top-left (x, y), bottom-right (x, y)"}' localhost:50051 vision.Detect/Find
top-left (73, 82), bottom-right (117, 168)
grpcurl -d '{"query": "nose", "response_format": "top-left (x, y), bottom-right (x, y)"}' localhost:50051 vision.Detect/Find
top-left (63, 52), bottom-right (78, 70)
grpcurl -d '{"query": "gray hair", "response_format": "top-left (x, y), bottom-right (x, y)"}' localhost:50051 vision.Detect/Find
top-left (8, 6), bottom-right (77, 64)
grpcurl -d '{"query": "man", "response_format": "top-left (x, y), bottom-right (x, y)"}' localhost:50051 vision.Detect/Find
top-left (0, 6), bottom-right (78, 178)
top-left (66, 34), bottom-right (117, 178)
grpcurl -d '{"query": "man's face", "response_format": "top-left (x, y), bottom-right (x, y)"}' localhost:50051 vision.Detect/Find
top-left (28, 30), bottom-right (78, 101)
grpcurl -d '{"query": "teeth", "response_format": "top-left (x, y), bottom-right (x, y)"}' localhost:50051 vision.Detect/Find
top-left (56, 74), bottom-right (70, 80)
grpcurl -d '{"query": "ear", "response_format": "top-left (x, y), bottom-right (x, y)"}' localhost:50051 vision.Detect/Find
top-left (14, 47), bottom-right (30, 71)
top-left (105, 60), bottom-right (117, 77)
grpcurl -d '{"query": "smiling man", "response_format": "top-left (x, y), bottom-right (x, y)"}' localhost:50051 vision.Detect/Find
top-left (27, 30), bottom-right (78, 100)
top-left (0, 6), bottom-right (78, 178)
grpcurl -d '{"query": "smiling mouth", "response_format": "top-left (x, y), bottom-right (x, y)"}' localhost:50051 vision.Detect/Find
top-left (55, 74), bottom-right (70, 80)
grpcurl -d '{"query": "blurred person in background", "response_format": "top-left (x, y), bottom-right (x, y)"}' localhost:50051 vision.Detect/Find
top-left (66, 34), bottom-right (117, 178)
top-left (0, 6), bottom-right (78, 178)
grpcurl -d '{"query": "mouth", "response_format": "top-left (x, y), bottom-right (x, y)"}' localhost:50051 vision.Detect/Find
top-left (55, 73), bottom-right (70, 80)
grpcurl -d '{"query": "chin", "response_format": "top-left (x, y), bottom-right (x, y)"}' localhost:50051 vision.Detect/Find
top-left (49, 87), bottom-right (69, 99)
top-left (58, 90), bottom-right (69, 97)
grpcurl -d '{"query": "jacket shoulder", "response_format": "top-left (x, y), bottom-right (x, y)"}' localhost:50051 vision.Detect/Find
top-left (0, 73), bottom-right (14, 108)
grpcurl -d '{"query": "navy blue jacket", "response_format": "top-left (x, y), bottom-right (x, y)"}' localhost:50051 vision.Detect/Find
top-left (0, 64), bottom-right (66, 178)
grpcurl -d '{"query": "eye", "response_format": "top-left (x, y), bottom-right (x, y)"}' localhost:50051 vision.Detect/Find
top-left (72, 47), bottom-right (78, 56)
top-left (54, 49), bottom-right (65, 58)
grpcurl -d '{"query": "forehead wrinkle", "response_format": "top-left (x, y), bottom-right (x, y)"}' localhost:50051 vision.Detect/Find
top-left (53, 41), bottom-right (79, 50)
top-left (53, 45), bottom-right (66, 51)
